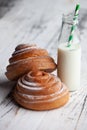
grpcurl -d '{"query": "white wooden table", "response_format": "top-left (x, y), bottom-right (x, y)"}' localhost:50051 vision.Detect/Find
top-left (0, 0), bottom-right (87, 130)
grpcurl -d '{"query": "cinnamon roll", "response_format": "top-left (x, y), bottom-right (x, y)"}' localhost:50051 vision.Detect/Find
top-left (5, 44), bottom-right (56, 81)
top-left (13, 71), bottom-right (69, 110)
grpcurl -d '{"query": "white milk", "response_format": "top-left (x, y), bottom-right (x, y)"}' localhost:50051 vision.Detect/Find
top-left (57, 43), bottom-right (81, 91)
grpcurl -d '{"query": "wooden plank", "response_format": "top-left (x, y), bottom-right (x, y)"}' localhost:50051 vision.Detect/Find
top-left (0, 1), bottom-right (62, 129)
top-left (0, 0), bottom-right (87, 130)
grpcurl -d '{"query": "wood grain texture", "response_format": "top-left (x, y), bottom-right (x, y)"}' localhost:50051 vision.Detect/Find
top-left (0, 0), bottom-right (87, 130)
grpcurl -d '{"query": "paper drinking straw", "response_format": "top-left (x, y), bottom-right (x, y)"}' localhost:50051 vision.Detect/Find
top-left (67, 4), bottom-right (80, 47)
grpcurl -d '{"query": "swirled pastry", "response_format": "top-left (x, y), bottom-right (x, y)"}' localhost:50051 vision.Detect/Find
top-left (13, 71), bottom-right (69, 110)
top-left (5, 44), bottom-right (56, 81)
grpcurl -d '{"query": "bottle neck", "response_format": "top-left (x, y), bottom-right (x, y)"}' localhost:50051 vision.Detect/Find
top-left (58, 13), bottom-right (79, 45)
top-left (62, 13), bottom-right (78, 25)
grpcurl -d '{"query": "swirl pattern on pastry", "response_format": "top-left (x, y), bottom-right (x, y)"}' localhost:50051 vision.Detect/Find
top-left (5, 44), bottom-right (56, 81)
top-left (13, 71), bottom-right (69, 110)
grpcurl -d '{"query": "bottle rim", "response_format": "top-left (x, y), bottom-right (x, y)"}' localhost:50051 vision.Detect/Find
top-left (62, 12), bottom-right (79, 25)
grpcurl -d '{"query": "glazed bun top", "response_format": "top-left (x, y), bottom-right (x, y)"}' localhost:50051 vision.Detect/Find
top-left (13, 70), bottom-right (69, 110)
top-left (5, 44), bottom-right (56, 81)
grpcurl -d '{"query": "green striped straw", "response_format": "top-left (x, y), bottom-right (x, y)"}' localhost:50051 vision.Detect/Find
top-left (67, 4), bottom-right (80, 47)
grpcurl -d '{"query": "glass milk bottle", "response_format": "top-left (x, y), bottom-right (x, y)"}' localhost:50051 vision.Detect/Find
top-left (57, 13), bottom-right (81, 91)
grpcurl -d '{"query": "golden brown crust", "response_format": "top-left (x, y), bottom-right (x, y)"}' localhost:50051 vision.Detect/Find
top-left (13, 71), bottom-right (69, 110)
top-left (5, 44), bottom-right (57, 81)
